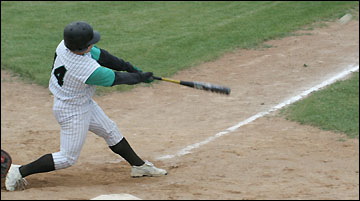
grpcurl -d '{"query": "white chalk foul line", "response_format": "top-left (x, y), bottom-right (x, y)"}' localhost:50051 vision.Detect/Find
top-left (157, 64), bottom-right (359, 160)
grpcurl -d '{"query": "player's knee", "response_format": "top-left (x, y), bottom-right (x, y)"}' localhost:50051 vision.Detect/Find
top-left (107, 120), bottom-right (118, 133)
top-left (63, 154), bottom-right (80, 167)
top-left (53, 152), bottom-right (79, 169)
top-left (66, 157), bottom-right (77, 167)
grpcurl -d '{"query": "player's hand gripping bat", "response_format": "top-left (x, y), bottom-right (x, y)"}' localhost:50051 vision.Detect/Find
top-left (152, 76), bottom-right (231, 95)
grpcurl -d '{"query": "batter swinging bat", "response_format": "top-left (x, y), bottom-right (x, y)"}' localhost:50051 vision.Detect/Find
top-left (152, 76), bottom-right (231, 95)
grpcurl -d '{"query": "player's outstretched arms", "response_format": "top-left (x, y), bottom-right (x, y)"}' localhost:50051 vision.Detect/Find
top-left (85, 67), bottom-right (153, 87)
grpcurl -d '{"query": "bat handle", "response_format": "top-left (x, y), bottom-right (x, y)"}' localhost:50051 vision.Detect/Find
top-left (152, 76), bottom-right (162, 80)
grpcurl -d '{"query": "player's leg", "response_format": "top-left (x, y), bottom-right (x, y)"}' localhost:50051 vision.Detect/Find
top-left (89, 101), bottom-right (167, 177)
top-left (51, 107), bottom-right (91, 170)
top-left (88, 100), bottom-right (167, 177)
top-left (87, 100), bottom-right (144, 166)
top-left (19, 108), bottom-right (90, 174)
top-left (6, 107), bottom-right (91, 191)
top-left (18, 154), bottom-right (55, 178)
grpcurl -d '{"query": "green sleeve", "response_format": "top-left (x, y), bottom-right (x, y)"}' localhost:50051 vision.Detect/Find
top-left (86, 67), bottom-right (115, 87)
top-left (90, 45), bottom-right (101, 61)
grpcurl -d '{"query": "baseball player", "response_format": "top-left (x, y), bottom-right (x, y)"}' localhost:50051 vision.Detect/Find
top-left (5, 21), bottom-right (167, 191)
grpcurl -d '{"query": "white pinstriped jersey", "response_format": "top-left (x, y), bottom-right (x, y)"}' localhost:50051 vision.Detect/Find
top-left (49, 40), bottom-right (100, 106)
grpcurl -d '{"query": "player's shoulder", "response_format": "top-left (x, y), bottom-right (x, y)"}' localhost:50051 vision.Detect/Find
top-left (55, 40), bottom-right (68, 57)
top-left (56, 40), bottom-right (66, 50)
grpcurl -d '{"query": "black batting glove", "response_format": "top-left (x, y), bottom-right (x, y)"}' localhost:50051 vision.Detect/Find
top-left (138, 72), bottom-right (154, 83)
top-left (135, 67), bottom-right (154, 83)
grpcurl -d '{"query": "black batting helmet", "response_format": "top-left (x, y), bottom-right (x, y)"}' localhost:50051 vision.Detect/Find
top-left (63, 21), bottom-right (100, 52)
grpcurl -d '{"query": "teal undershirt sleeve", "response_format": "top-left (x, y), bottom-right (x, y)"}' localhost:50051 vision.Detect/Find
top-left (86, 67), bottom-right (115, 87)
top-left (88, 45), bottom-right (114, 86)
top-left (90, 45), bottom-right (101, 61)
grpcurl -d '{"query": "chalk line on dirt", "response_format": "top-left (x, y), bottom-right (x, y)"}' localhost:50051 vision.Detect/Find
top-left (156, 64), bottom-right (359, 161)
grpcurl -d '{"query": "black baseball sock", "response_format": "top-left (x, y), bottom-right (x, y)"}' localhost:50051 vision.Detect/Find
top-left (19, 154), bottom-right (56, 178)
top-left (109, 138), bottom-right (145, 166)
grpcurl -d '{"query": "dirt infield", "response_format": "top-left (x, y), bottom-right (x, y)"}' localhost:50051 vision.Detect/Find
top-left (1, 17), bottom-right (359, 200)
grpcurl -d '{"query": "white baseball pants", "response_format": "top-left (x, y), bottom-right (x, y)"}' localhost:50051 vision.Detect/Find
top-left (51, 98), bottom-right (123, 170)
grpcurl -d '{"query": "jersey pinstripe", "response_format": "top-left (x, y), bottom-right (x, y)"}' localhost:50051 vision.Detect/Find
top-left (52, 99), bottom-right (123, 170)
top-left (49, 40), bottom-right (99, 106)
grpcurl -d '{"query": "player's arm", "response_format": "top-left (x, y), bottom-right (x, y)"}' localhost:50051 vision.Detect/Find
top-left (85, 67), bottom-right (153, 87)
top-left (90, 45), bottom-right (141, 73)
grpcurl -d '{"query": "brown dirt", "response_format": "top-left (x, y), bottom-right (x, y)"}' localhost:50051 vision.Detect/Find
top-left (1, 17), bottom-right (359, 200)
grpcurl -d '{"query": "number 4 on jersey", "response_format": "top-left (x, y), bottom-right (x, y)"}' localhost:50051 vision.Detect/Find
top-left (54, 66), bottom-right (67, 87)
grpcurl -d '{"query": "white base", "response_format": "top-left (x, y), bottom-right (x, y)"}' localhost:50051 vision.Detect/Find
top-left (339, 14), bottom-right (352, 24)
top-left (91, 193), bottom-right (141, 200)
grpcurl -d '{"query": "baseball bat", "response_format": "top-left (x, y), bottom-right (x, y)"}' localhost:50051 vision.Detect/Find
top-left (152, 76), bottom-right (231, 95)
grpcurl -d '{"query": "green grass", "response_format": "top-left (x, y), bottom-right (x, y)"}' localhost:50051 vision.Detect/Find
top-left (281, 72), bottom-right (359, 139)
top-left (1, 1), bottom-right (358, 93)
top-left (1, 1), bottom-right (359, 137)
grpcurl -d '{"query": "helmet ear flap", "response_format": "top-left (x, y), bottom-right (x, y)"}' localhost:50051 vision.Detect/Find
top-left (63, 21), bottom-right (100, 52)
